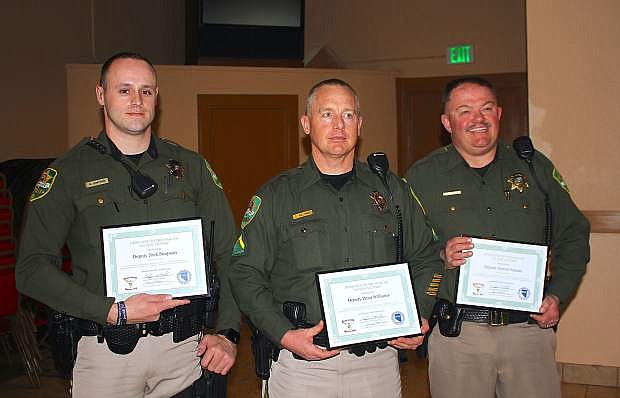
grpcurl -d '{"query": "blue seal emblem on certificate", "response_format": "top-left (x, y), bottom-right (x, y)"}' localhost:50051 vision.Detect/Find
top-left (101, 218), bottom-right (210, 301)
top-left (518, 287), bottom-right (530, 300)
top-left (456, 238), bottom-right (547, 313)
top-left (177, 270), bottom-right (192, 284)
top-left (391, 311), bottom-right (405, 325)
top-left (316, 262), bottom-right (422, 349)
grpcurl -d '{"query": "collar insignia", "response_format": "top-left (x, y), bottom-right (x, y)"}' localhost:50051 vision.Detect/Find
top-left (370, 191), bottom-right (388, 212)
top-left (506, 172), bottom-right (529, 193)
top-left (165, 159), bottom-right (184, 180)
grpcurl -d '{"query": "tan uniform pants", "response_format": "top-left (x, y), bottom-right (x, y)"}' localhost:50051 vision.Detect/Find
top-left (268, 347), bottom-right (401, 398)
top-left (428, 321), bottom-right (560, 398)
top-left (72, 333), bottom-right (202, 398)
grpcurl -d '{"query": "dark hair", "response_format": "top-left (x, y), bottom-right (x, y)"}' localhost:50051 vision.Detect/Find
top-left (441, 76), bottom-right (497, 112)
top-left (305, 78), bottom-right (360, 115)
top-left (99, 52), bottom-right (156, 88)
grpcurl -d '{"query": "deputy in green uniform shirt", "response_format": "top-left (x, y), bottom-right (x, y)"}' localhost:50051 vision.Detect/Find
top-left (404, 77), bottom-right (590, 398)
top-left (16, 52), bottom-right (240, 397)
top-left (230, 79), bottom-right (442, 398)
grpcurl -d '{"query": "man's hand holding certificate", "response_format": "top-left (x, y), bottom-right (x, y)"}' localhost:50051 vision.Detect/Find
top-left (449, 237), bottom-right (547, 313)
top-left (102, 218), bottom-right (209, 301)
top-left (316, 262), bottom-right (422, 349)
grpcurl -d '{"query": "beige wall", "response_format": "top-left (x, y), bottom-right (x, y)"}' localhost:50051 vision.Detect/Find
top-left (527, 0), bottom-right (620, 366)
top-left (67, 65), bottom-right (398, 164)
top-left (0, 1), bottom-right (184, 162)
top-left (305, 0), bottom-right (526, 77)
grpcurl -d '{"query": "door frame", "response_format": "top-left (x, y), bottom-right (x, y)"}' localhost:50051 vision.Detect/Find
top-left (396, 73), bottom-right (528, 175)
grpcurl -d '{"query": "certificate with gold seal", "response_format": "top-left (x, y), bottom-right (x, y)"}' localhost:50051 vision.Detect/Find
top-left (101, 218), bottom-right (209, 301)
top-left (316, 262), bottom-right (422, 349)
top-left (456, 238), bottom-right (547, 313)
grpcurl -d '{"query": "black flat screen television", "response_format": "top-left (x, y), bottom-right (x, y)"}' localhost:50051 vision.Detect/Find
top-left (187, 0), bottom-right (305, 65)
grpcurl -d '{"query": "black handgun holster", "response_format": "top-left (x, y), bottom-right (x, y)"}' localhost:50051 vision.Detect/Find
top-left (435, 299), bottom-right (465, 337)
top-left (250, 326), bottom-right (278, 380)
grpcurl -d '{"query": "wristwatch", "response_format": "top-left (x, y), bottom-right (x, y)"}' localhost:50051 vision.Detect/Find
top-left (217, 328), bottom-right (240, 344)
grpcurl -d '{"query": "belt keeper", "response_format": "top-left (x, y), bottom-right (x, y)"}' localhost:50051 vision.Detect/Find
top-left (117, 301), bottom-right (128, 326)
top-left (97, 324), bottom-right (104, 343)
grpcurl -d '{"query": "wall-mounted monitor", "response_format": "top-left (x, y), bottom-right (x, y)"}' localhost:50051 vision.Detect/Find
top-left (186, 0), bottom-right (305, 66)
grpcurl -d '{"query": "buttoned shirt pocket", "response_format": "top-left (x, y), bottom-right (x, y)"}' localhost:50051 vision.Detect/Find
top-left (501, 195), bottom-right (546, 243)
top-left (434, 194), bottom-right (478, 238)
top-left (159, 179), bottom-right (197, 219)
top-left (360, 214), bottom-right (396, 263)
top-left (74, 188), bottom-right (126, 248)
top-left (283, 218), bottom-right (327, 271)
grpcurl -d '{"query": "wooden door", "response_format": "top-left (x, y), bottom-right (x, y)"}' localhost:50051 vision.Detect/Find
top-left (396, 73), bottom-right (528, 174)
top-left (198, 95), bottom-right (299, 224)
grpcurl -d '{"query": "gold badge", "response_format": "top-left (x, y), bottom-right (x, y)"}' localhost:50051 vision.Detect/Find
top-left (506, 172), bottom-right (529, 193)
top-left (165, 159), bottom-right (184, 180)
top-left (370, 191), bottom-right (388, 212)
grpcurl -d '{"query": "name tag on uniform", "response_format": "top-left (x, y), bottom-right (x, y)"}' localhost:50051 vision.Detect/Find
top-left (442, 190), bottom-right (461, 196)
top-left (292, 209), bottom-right (313, 220)
top-left (85, 178), bottom-right (109, 188)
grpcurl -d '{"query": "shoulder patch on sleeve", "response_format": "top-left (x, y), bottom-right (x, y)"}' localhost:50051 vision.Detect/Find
top-left (204, 160), bottom-right (223, 189)
top-left (240, 195), bottom-right (262, 229)
top-left (552, 168), bottom-right (570, 193)
top-left (232, 234), bottom-right (246, 256)
top-left (29, 168), bottom-right (58, 202)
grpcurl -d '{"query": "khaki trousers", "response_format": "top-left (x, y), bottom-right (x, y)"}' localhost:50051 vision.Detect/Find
top-left (72, 333), bottom-right (202, 398)
top-left (428, 321), bottom-right (560, 398)
top-left (268, 347), bottom-right (401, 398)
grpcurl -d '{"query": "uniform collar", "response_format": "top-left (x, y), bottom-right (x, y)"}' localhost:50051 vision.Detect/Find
top-left (95, 131), bottom-right (159, 160)
top-left (298, 156), bottom-right (376, 191)
top-left (437, 141), bottom-right (509, 174)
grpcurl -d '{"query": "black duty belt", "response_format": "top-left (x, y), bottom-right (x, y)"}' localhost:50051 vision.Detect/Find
top-left (74, 297), bottom-right (215, 354)
top-left (460, 307), bottom-right (530, 326)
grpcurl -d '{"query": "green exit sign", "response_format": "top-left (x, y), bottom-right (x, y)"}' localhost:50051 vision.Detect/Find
top-left (447, 45), bottom-right (474, 64)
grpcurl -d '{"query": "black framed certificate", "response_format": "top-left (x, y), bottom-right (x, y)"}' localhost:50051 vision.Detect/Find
top-left (101, 217), bottom-right (209, 300)
top-left (456, 237), bottom-right (547, 313)
top-left (316, 262), bottom-right (422, 349)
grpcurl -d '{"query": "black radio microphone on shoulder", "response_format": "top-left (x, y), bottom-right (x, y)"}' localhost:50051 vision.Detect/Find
top-left (367, 152), bottom-right (392, 200)
top-left (513, 136), bottom-right (535, 161)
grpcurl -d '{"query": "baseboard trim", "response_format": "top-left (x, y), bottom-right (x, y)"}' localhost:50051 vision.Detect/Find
top-left (558, 362), bottom-right (619, 387)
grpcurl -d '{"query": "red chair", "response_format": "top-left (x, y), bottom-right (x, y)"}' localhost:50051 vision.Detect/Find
top-left (0, 267), bottom-right (19, 362)
top-left (0, 265), bottom-right (41, 387)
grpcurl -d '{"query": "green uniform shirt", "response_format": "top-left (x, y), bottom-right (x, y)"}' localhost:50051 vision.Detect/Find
top-left (16, 132), bottom-right (240, 331)
top-left (404, 143), bottom-right (590, 305)
top-left (230, 158), bottom-right (442, 345)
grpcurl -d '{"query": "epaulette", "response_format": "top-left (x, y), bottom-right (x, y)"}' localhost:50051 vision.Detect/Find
top-left (55, 137), bottom-right (95, 161)
top-left (160, 137), bottom-right (181, 147)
